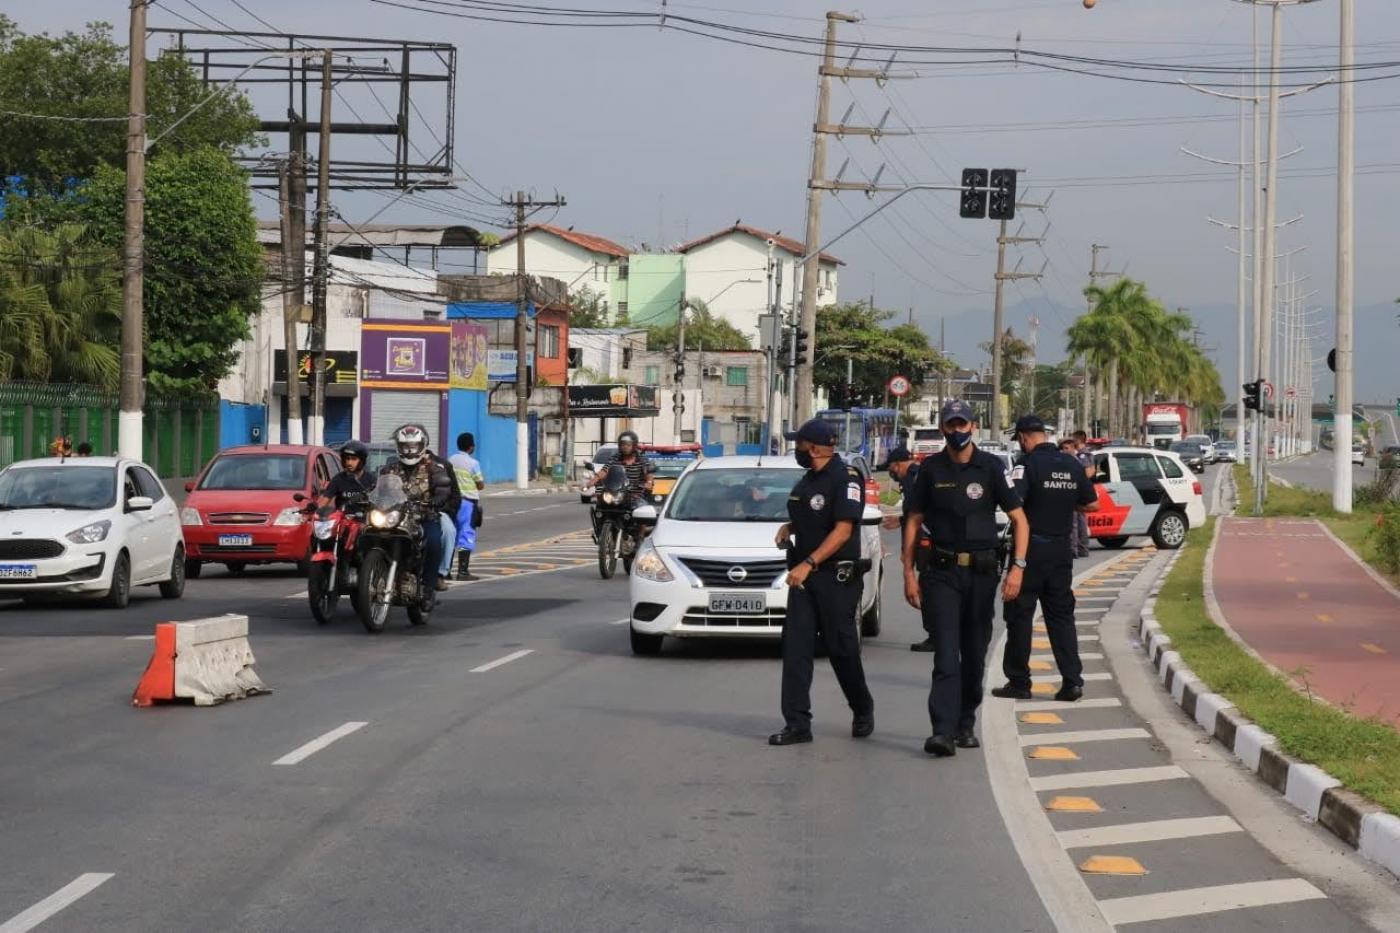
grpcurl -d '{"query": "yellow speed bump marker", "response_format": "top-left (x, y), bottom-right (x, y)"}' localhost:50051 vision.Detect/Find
top-left (1047, 796), bottom-right (1102, 813)
top-left (1032, 638), bottom-right (1052, 650)
top-left (1080, 855), bottom-right (1147, 876)
top-left (1019, 712), bottom-right (1063, 725)
top-left (1029, 660), bottom-right (1054, 672)
top-left (1028, 746), bottom-right (1079, 761)
top-left (1361, 643), bottom-right (1388, 655)
top-left (1034, 624), bottom-right (1048, 634)
top-left (1316, 614), bottom-right (1335, 624)
top-left (1031, 682), bottom-right (1056, 697)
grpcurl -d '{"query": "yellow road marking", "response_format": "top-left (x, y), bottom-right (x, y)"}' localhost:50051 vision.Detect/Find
top-left (1297, 592), bottom-right (1310, 601)
top-left (1034, 624), bottom-right (1048, 634)
top-left (1029, 746), bottom-right (1079, 761)
top-left (1361, 643), bottom-right (1388, 655)
top-left (1047, 796), bottom-right (1102, 813)
top-left (1020, 712), bottom-right (1064, 725)
top-left (1031, 683), bottom-right (1056, 697)
top-left (1315, 613), bottom-right (1334, 624)
top-left (1029, 660), bottom-right (1054, 672)
top-left (1080, 855), bottom-right (1147, 876)
top-left (1032, 638), bottom-right (1052, 650)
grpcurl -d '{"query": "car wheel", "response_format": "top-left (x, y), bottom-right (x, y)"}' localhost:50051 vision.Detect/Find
top-left (159, 547), bottom-right (186, 599)
top-left (184, 559), bottom-right (203, 580)
top-left (860, 572), bottom-right (882, 637)
top-left (225, 562), bottom-right (246, 577)
top-left (1098, 537), bottom-right (1129, 550)
top-left (630, 626), bottom-right (663, 656)
top-left (102, 551), bottom-right (131, 610)
top-left (1151, 511), bottom-right (1189, 550)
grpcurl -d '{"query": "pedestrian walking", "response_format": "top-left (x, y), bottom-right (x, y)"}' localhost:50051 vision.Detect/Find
top-left (902, 400), bottom-right (1029, 757)
top-left (884, 447), bottom-right (936, 653)
top-left (992, 415), bottom-right (1099, 703)
top-left (450, 432), bottom-right (486, 581)
top-left (769, 419), bottom-right (875, 747)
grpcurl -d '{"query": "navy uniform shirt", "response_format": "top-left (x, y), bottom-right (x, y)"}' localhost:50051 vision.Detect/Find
top-left (1011, 442), bottom-right (1097, 538)
top-left (787, 454), bottom-right (865, 568)
top-left (906, 447), bottom-right (1022, 551)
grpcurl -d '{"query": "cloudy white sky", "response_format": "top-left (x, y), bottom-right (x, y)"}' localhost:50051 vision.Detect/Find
top-left (20, 0), bottom-right (1400, 398)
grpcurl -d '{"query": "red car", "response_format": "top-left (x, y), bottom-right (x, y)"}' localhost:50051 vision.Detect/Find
top-left (180, 445), bottom-right (341, 577)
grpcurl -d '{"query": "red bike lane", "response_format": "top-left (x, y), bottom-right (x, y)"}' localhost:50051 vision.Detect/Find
top-left (1212, 517), bottom-right (1400, 725)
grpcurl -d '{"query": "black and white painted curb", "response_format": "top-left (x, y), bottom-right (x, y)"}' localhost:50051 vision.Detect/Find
top-left (1137, 552), bottom-right (1400, 883)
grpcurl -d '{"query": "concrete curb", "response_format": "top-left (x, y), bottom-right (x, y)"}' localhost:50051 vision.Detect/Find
top-left (1136, 551), bottom-right (1400, 883)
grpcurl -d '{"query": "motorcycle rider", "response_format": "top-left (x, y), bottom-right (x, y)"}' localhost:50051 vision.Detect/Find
top-left (318, 440), bottom-right (377, 510)
top-left (379, 424), bottom-right (454, 602)
top-left (590, 430), bottom-right (655, 539)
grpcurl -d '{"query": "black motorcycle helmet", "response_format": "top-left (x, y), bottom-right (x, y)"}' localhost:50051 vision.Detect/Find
top-left (618, 430), bottom-right (639, 454)
top-left (340, 439), bottom-right (369, 467)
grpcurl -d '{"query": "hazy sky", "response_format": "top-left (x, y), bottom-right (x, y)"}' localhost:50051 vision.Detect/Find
top-left (19, 0), bottom-right (1400, 397)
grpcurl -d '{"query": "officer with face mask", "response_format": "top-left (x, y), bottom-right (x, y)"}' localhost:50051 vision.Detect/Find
top-left (902, 400), bottom-right (1029, 757)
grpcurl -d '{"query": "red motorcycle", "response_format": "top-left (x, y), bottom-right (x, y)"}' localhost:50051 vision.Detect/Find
top-left (307, 493), bottom-right (368, 625)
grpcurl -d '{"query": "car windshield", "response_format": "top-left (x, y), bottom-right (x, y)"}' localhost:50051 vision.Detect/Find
top-left (199, 454), bottom-right (307, 490)
top-left (1217, 442), bottom-right (1236, 451)
top-left (1170, 443), bottom-right (1201, 455)
top-left (667, 468), bottom-right (801, 522)
top-left (0, 465), bottom-right (116, 510)
top-left (912, 428), bottom-right (941, 441)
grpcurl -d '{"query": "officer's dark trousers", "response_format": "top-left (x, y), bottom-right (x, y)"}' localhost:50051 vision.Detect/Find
top-left (781, 570), bottom-right (873, 731)
top-left (1002, 537), bottom-right (1082, 690)
top-left (920, 563), bottom-right (998, 735)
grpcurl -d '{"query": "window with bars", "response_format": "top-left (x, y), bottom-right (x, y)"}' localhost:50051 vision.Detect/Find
top-left (725, 366), bottom-right (748, 387)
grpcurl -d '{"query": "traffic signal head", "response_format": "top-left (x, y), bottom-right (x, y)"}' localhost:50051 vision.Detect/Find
top-left (794, 329), bottom-right (810, 360)
top-left (988, 169), bottom-right (1017, 221)
top-left (960, 168), bottom-right (988, 219)
top-left (1243, 380), bottom-right (1262, 412)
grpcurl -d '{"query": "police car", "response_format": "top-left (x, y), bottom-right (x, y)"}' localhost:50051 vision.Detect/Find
top-left (1086, 446), bottom-right (1206, 549)
top-left (625, 455), bottom-right (884, 655)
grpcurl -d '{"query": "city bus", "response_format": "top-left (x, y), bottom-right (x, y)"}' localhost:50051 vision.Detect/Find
top-left (817, 407), bottom-right (899, 467)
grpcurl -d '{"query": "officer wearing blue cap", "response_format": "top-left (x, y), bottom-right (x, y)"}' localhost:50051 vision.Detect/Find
top-left (902, 400), bottom-right (1029, 757)
top-left (769, 418), bottom-right (875, 746)
top-left (992, 413), bottom-right (1099, 702)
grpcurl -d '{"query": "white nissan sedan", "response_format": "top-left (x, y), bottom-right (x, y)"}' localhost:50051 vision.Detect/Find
top-left (626, 455), bottom-right (884, 655)
top-left (0, 457), bottom-right (186, 608)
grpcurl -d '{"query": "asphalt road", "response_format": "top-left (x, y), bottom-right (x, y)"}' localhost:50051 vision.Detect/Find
top-left (3, 474), bottom-right (1396, 931)
top-left (1271, 410), bottom-right (1398, 494)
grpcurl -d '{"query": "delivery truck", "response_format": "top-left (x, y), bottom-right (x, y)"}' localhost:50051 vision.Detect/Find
top-left (1142, 402), bottom-right (1192, 450)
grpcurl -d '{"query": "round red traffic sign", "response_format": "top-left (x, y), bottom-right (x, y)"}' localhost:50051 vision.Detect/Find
top-left (1285, 386), bottom-right (1297, 400)
top-left (888, 375), bottom-right (911, 398)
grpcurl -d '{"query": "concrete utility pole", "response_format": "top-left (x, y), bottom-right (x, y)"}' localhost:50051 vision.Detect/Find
top-left (1334, 0), bottom-right (1355, 512)
top-left (506, 191), bottom-right (567, 489)
top-left (989, 213), bottom-right (1044, 439)
top-left (1081, 243), bottom-right (1117, 435)
top-left (308, 50), bottom-right (333, 447)
top-left (119, 0), bottom-right (148, 460)
top-left (674, 293), bottom-right (688, 439)
top-left (1254, 1), bottom-right (1284, 516)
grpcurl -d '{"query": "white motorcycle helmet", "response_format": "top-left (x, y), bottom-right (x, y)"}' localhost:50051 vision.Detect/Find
top-left (392, 423), bottom-right (429, 466)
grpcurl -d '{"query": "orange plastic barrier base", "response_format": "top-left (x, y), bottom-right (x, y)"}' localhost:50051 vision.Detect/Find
top-left (131, 623), bottom-right (178, 707)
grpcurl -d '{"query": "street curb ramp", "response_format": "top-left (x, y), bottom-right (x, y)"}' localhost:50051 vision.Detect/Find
top-left (132, 614), bottom-right (270, 707)
top-left (1137, 554), bottom-right (1400, 884)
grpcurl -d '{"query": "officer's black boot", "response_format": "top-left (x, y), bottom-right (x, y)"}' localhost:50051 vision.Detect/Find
top-left (991, 682), bottom-right (1034, 700)
top-left (955, 729), bottom-right (981, 749)
top-left (769, 727), bottom-right (814, 746)
top-left (1055, 683), bottom-right (1084, 702)
top-left (910, 636), bottom-right (936, 652)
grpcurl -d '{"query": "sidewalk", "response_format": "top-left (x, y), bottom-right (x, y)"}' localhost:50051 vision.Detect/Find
top-left (1211, 516), bottom-right (1400, 725)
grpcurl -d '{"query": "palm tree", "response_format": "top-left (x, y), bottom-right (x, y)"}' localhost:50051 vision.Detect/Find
top-left (0, 224), bottom-right (121, 388)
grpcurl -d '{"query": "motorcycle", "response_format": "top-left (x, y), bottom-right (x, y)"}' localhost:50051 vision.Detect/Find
top-left (354, 474), bottom-right (435, 633)
top-left (306, 491), bottom-right (368, 625)
top-left (593, 464), bottom-right (644, 579)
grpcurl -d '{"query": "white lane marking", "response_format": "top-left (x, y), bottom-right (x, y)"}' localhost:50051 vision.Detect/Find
top-left (122, 635), bottom-right (155, 641)
top-left (1098, 879), bottom-right (1326, 926)
top-left (1016, 697), bottom-right (1122, 712)
top-left (1078, 634), bottom-right (1101, 642)
top-left (470, 649), bottom-right (534, 673)
top-left (1019, 728), bottom-right (1150, 747)
top-left (1075, 620), bottom-right (1102, 628)
top-left (607, 618), bottom-right (630, 626)
top-left (1032, 672), bottom-right (1113, 683)
top-left (1029, 765), bottom-right (1191, 792)
top-left (1032, 652), bottom-right (1104, 662)
top-left (273, 721), bottom-right (368, 766)
top-left (1058, 815), bottom-right (1242, 849)
top-left (0, 873), bottom-right (114, 933)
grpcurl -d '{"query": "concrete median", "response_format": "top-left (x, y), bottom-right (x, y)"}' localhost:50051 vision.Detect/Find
top-left (132, 614), bottom-right (270, 707)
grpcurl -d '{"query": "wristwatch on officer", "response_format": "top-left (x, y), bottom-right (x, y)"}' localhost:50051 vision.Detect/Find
top-left (1012, 557), bottom-right (1028, 570)
top-left (804, 557), bottom-right (818, 571)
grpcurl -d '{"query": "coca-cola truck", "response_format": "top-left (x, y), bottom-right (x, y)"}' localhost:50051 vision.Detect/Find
top-left (1142, 402), bottom-right (1192, 450)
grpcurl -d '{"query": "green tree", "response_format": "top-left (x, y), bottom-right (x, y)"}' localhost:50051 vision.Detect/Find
top-left (568, 288), bottom-right (612, 329)
top-left (647, 299), bottom-right (751, 351)
top-left (979, 328), bottom-right (1034, 397)
top-left (0, 222), bottom-right (121, 387)
top-left (0, 16), bottom-right (261, 197)
top-left (80, 148), bottom-right (261, 393)
top-left (815, 302), bottom-right (941, 406)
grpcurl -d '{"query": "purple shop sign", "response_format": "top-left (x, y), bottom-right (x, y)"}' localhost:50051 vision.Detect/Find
top-left (361, 321), bottom-right (451, 386)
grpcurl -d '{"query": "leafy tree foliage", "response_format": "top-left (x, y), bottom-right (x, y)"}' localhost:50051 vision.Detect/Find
top-left (647, 299), bottom-right (751, 352)
top-left (815, 302), bottom-right (942, 406)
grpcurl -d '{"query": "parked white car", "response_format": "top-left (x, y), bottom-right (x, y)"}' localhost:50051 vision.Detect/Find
top-left (0, 457), bottom-right (186, 607)
top-left (1086, 447), bottom-right (1207, 550)
top-left (626, 455), bottom-right (884, 655)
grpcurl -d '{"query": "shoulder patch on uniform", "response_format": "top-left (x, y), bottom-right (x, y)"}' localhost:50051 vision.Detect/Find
top-left (847, 482), bottom-right (862, 502)
top-left (1010, 464), bottom-right (1025, 480)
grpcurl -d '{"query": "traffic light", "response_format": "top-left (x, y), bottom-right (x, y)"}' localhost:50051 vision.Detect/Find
top-left (1243, 380), bottom-right (1262, 412)
top-left (959, 168), bottom-right (988, 219)
top-left (988, 168), bottom-right (1018, 221)
top-left (794, 328), bottom-right (810, 362)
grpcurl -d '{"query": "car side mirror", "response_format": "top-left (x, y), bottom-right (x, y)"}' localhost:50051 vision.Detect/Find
top-left (632, 504), bottom-right (658, 522)
top-left (127, 496), bottom-right (154, 512)
top-left (184, 481), bottom-right (195, 493)
top-left (292, 492), bottom-right (309, 503)
top-left (861, 505), bottom-right (884, 526)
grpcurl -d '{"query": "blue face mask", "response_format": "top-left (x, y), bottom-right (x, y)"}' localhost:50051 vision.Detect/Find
top-left (944, 429), bottom-right (973, 450)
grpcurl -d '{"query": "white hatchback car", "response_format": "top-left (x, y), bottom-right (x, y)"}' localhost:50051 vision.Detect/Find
top-left (1087, 446), bottom-right (1207, 550)
top-left (0, 457), bottom-right (186, 608)
top-left (627, 455), bottom-right (885, 655)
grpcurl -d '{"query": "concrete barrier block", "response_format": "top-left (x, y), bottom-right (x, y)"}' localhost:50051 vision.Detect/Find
top-left (1170, 668), bottom-right (1197, 705)
top-left (1359, 813), bottom-right (1400, 882)
top-left (1234, 723), bottom-right (1277, 773)
top-left (1284, 763), bottom-right (1342, 820)
top-left (1159, 650), bottom-right (1181, 685)
top-left (1194, 692), bottom-right (1233, 736)
top-left (171, 614), bottom-right (268, 706)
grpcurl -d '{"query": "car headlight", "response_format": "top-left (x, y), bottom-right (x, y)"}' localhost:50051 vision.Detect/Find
top-left (180, 507), bottom-right (202, 526)
top-left (66, 520), bottom-right (111, 544)
top-left (370, 509), bottom-right (402, 529)
top-left (273, 507), bottom-right (305, 526)
top-left (632, 542), bottom-right (673, 582)
top-left (313, 519), bottom-right (337, 540)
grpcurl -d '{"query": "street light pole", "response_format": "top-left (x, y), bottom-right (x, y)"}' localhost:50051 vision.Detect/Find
top-left (1254, 0), bottom-right (1283, 515)
top-left (1333, 0), bottom-right (1355, 512)
top-left (118, 0), bottom-right (148, 461)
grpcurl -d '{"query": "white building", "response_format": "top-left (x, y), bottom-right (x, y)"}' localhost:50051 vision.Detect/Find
top-left (486, 224), bottom-right (630, 311)
top-left (678, 223), bottom-right (842, 344)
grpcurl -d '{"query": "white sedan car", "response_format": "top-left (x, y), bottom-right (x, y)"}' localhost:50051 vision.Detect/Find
top-left (0, 457), bottom-right (186, 608)
top-left (626, 455), bottom-right (884, 655)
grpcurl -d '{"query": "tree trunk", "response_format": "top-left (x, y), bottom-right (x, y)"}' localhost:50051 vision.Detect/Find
top-left (1106, 357), bottom-right (1120, 438)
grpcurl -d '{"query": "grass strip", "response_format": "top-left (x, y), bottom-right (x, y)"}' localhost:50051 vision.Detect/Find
top-left (1154, 518), bottom-right (1400, 815)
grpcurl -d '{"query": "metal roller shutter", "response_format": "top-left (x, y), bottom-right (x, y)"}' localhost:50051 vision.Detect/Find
top-left (369, 391), bottom-right (441, 447)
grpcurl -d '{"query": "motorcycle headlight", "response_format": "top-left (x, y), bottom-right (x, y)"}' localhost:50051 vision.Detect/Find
top-left (601, 490), bottom-right (622, 505)
top-left (370, 509), bottom-right (402, 529)
top-left (66, 520), bottom-right (111, 544)
top-left (632, 542), bottom-right (673, 583)
top-left (180, 507), bottom-right (202, 526)
top-left (313, 519), bottom-right (336, 540)
top-left (273, 507), bottom-right (305, 526)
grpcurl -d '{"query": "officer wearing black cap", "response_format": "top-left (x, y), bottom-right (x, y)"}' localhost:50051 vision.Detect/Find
top-left (903, 400), bottom-right (1029, 757)
top-left (992, 414), bottom-right (1100, 702)
top-left (769, 418), bottom-right (875, 746)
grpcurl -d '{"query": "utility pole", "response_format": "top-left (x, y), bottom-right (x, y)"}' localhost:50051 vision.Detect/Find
top-left (1254, 0), bottom-right (1284, 516)
top-left (674, 293), bottom-right (688, 439)
top-left (507, 190), bottom-right (567, 489)
top-left (989, 208), bottom-right (1045, 439)
top-left (1026, 314), bottom-right (1040, 414)
top-left (1081, 243), bottom-right (1117, 436)
top-left (1334, 0), bottom-right (1355, 512)
top-left (283, 125), bottom-right (308, 445)
top-left (119, 0), bottom-right (149, 460)
top-left (308, 50), bottom-right (333, 447)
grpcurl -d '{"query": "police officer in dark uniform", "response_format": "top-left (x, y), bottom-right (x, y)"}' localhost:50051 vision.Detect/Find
top-left (993, 415), bottom-right (1100, 702)
top-left (903, 400), bottom-right (1029, 757)
top-left (885, 447), bottom-right (936, 653)
top-left (769, 419), bottom-right (875, 746)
